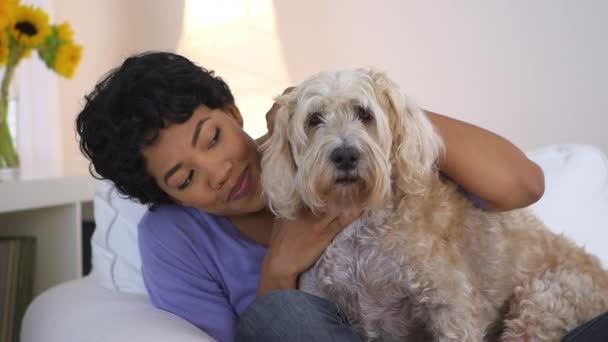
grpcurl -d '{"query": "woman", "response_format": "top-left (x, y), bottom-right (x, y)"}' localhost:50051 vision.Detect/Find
top-left (77, 52), bottom-right (545, 341)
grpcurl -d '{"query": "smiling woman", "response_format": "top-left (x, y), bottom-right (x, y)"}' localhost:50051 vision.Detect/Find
top-left (77, 52), bottom-right (237, 208)
top-left (140, 104), bottom-right (264, 216)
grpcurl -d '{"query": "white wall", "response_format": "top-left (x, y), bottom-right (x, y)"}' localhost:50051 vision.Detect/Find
top-left (53, 0), bottom-right (184, 176)
top-left (274, 0), bottom-right (608, 154)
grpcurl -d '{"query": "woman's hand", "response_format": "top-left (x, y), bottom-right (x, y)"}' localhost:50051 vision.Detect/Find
top-left (257, 209), bottom-right (362, 296)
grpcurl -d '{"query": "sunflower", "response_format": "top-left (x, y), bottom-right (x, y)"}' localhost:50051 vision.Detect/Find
top-left (0, 32), bottom-right (8, 65)
top-left (56, 22), bottom-right (73, 43)
top-left (9, 4), bottom-right (51, 47)
top-left (0, 0), bottom-right (18, 29)
top-left (53, 43), bottom-right (82, 78)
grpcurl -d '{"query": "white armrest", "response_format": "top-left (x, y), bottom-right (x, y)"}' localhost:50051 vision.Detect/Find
top-left (527, 144), bottom-right (608, 267)
top-left (21, 275), bottom-right (216, 342)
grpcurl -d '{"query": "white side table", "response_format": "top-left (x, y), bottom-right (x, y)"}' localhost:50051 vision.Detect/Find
top-left (0, 175), bottom-right (95, 296)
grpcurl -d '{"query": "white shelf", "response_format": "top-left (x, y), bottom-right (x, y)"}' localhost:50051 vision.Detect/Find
top-left (0, 175), bottom-right (96, 296)
top-left (0, 175), bottom-right (95, 214)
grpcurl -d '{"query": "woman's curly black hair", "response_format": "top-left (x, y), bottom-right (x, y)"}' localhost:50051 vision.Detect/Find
top-left (76, 51), bottom-right (234, 208)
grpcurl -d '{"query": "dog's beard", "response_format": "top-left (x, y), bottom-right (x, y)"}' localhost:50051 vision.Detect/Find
top-left (296, 139), bottom-right (390, 214)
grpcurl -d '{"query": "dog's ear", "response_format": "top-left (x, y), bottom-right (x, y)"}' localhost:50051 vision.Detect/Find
top-left (260, 94), bottom-right (301, 219)
top-left (367, 69), bottom-right (444, 196)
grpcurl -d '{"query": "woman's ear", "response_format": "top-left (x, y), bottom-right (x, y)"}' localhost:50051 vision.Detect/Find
top-left (223, 104), bottom-right (244, 128)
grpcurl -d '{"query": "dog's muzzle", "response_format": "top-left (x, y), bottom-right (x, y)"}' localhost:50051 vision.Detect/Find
top-left (331, 146), bottom-right (361, 185)
top-left (330, 146), bottom-right (360, 171)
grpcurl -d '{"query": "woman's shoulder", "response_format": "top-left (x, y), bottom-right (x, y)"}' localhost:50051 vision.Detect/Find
top-left (139, 204), bottom-right (217, 232)
top-left (138, 204), bottom-right (263, 269)
top-left (138, 204), bottom-right (223, 253)
top-left (138, 205), bottom-right (226, 275)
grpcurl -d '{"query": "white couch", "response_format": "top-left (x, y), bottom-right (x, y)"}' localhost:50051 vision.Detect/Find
top-left (21, 144), bottom-right (608, 342)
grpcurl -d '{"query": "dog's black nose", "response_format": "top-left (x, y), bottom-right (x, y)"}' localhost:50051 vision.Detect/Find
top-left (330, 146), bottom-right (360, 171)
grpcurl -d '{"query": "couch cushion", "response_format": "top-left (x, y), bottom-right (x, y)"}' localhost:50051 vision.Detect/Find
top-left (92, 180), bottom-right (148, 294)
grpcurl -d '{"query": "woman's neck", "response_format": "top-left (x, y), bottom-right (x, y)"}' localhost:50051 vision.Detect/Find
top-left (227, 207), bottom-right (275, 247)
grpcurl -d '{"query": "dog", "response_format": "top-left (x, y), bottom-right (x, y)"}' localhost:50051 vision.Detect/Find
top-left (260, 68), bottom-right (608, 341)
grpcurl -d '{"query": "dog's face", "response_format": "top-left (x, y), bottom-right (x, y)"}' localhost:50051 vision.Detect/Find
top-left (261, 69), bottom-right (444, 219)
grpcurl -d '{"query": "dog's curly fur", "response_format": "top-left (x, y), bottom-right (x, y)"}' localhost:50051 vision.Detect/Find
top-left (260, 69), bottom-right (608, 341)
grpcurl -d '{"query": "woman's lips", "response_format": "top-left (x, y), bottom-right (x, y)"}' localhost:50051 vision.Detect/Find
top-left (228, 167), bottom-right (250, 201)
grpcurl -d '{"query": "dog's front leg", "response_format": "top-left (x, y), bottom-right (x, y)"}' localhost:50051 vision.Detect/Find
top-left (410, 274), bottom-right (485, 342)
top-left (425, 304), bottom-right (484, 342)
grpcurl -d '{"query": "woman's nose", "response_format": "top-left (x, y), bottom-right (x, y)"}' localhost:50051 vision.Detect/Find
top-left (209, 161), bottom-right (231, 190)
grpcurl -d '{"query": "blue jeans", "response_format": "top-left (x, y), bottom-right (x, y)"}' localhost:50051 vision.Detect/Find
top-left (236, 289), bottom-right (608, 341)
top-left (562, 312), bottom-right (608, 342)
top-left (235, 289), bottom-right (364, 342)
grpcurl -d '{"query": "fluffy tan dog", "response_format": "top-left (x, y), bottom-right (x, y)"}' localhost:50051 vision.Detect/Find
top-left (260, 69), bottom-right (608, 341)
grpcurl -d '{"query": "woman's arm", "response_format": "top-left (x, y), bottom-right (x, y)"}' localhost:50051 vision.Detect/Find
top-left (426, 110), bottom-right (545, 211)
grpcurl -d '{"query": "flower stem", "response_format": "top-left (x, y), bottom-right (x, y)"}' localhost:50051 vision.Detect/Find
top-left (0, 42), bottom-right (24, 168)
top-left (0, 118), bottom-right (19, 167)
top-left (1, 64), bottom-right (15, 121)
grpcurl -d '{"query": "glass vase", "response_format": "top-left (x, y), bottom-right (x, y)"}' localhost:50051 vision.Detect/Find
top-left (0, 66), bottom-right (20, 182)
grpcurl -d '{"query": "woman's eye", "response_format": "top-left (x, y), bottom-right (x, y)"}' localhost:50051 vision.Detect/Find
top-left (209, 127), bottom-right (220, 148)
top-left (307, 112), bottom-right (323, 127)
top-left (356, 106), bottom-right (372, 123)
top-left (178, 170), bottom-right (194, 190)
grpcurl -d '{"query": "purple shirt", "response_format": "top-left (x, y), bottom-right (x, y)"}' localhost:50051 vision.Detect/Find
top-left (138, 205), bottom-right (267, 342)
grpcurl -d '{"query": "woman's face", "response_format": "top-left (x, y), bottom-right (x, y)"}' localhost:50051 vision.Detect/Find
top-left (142, 104), bottom-right (265, 216)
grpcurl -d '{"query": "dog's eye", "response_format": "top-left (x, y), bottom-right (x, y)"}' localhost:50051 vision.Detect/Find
top-left (356, 106), bottom-right (372, 123)
top-left (307, 112), bottom-right (324, 127)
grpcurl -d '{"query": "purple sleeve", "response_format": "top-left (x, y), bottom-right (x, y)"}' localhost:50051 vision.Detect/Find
top-left (459, 186), bottom-right (486, 210)
top-left (439, 171), bottom-right (486, 209)
top-left (139, 214), bottom-right (237, 342)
